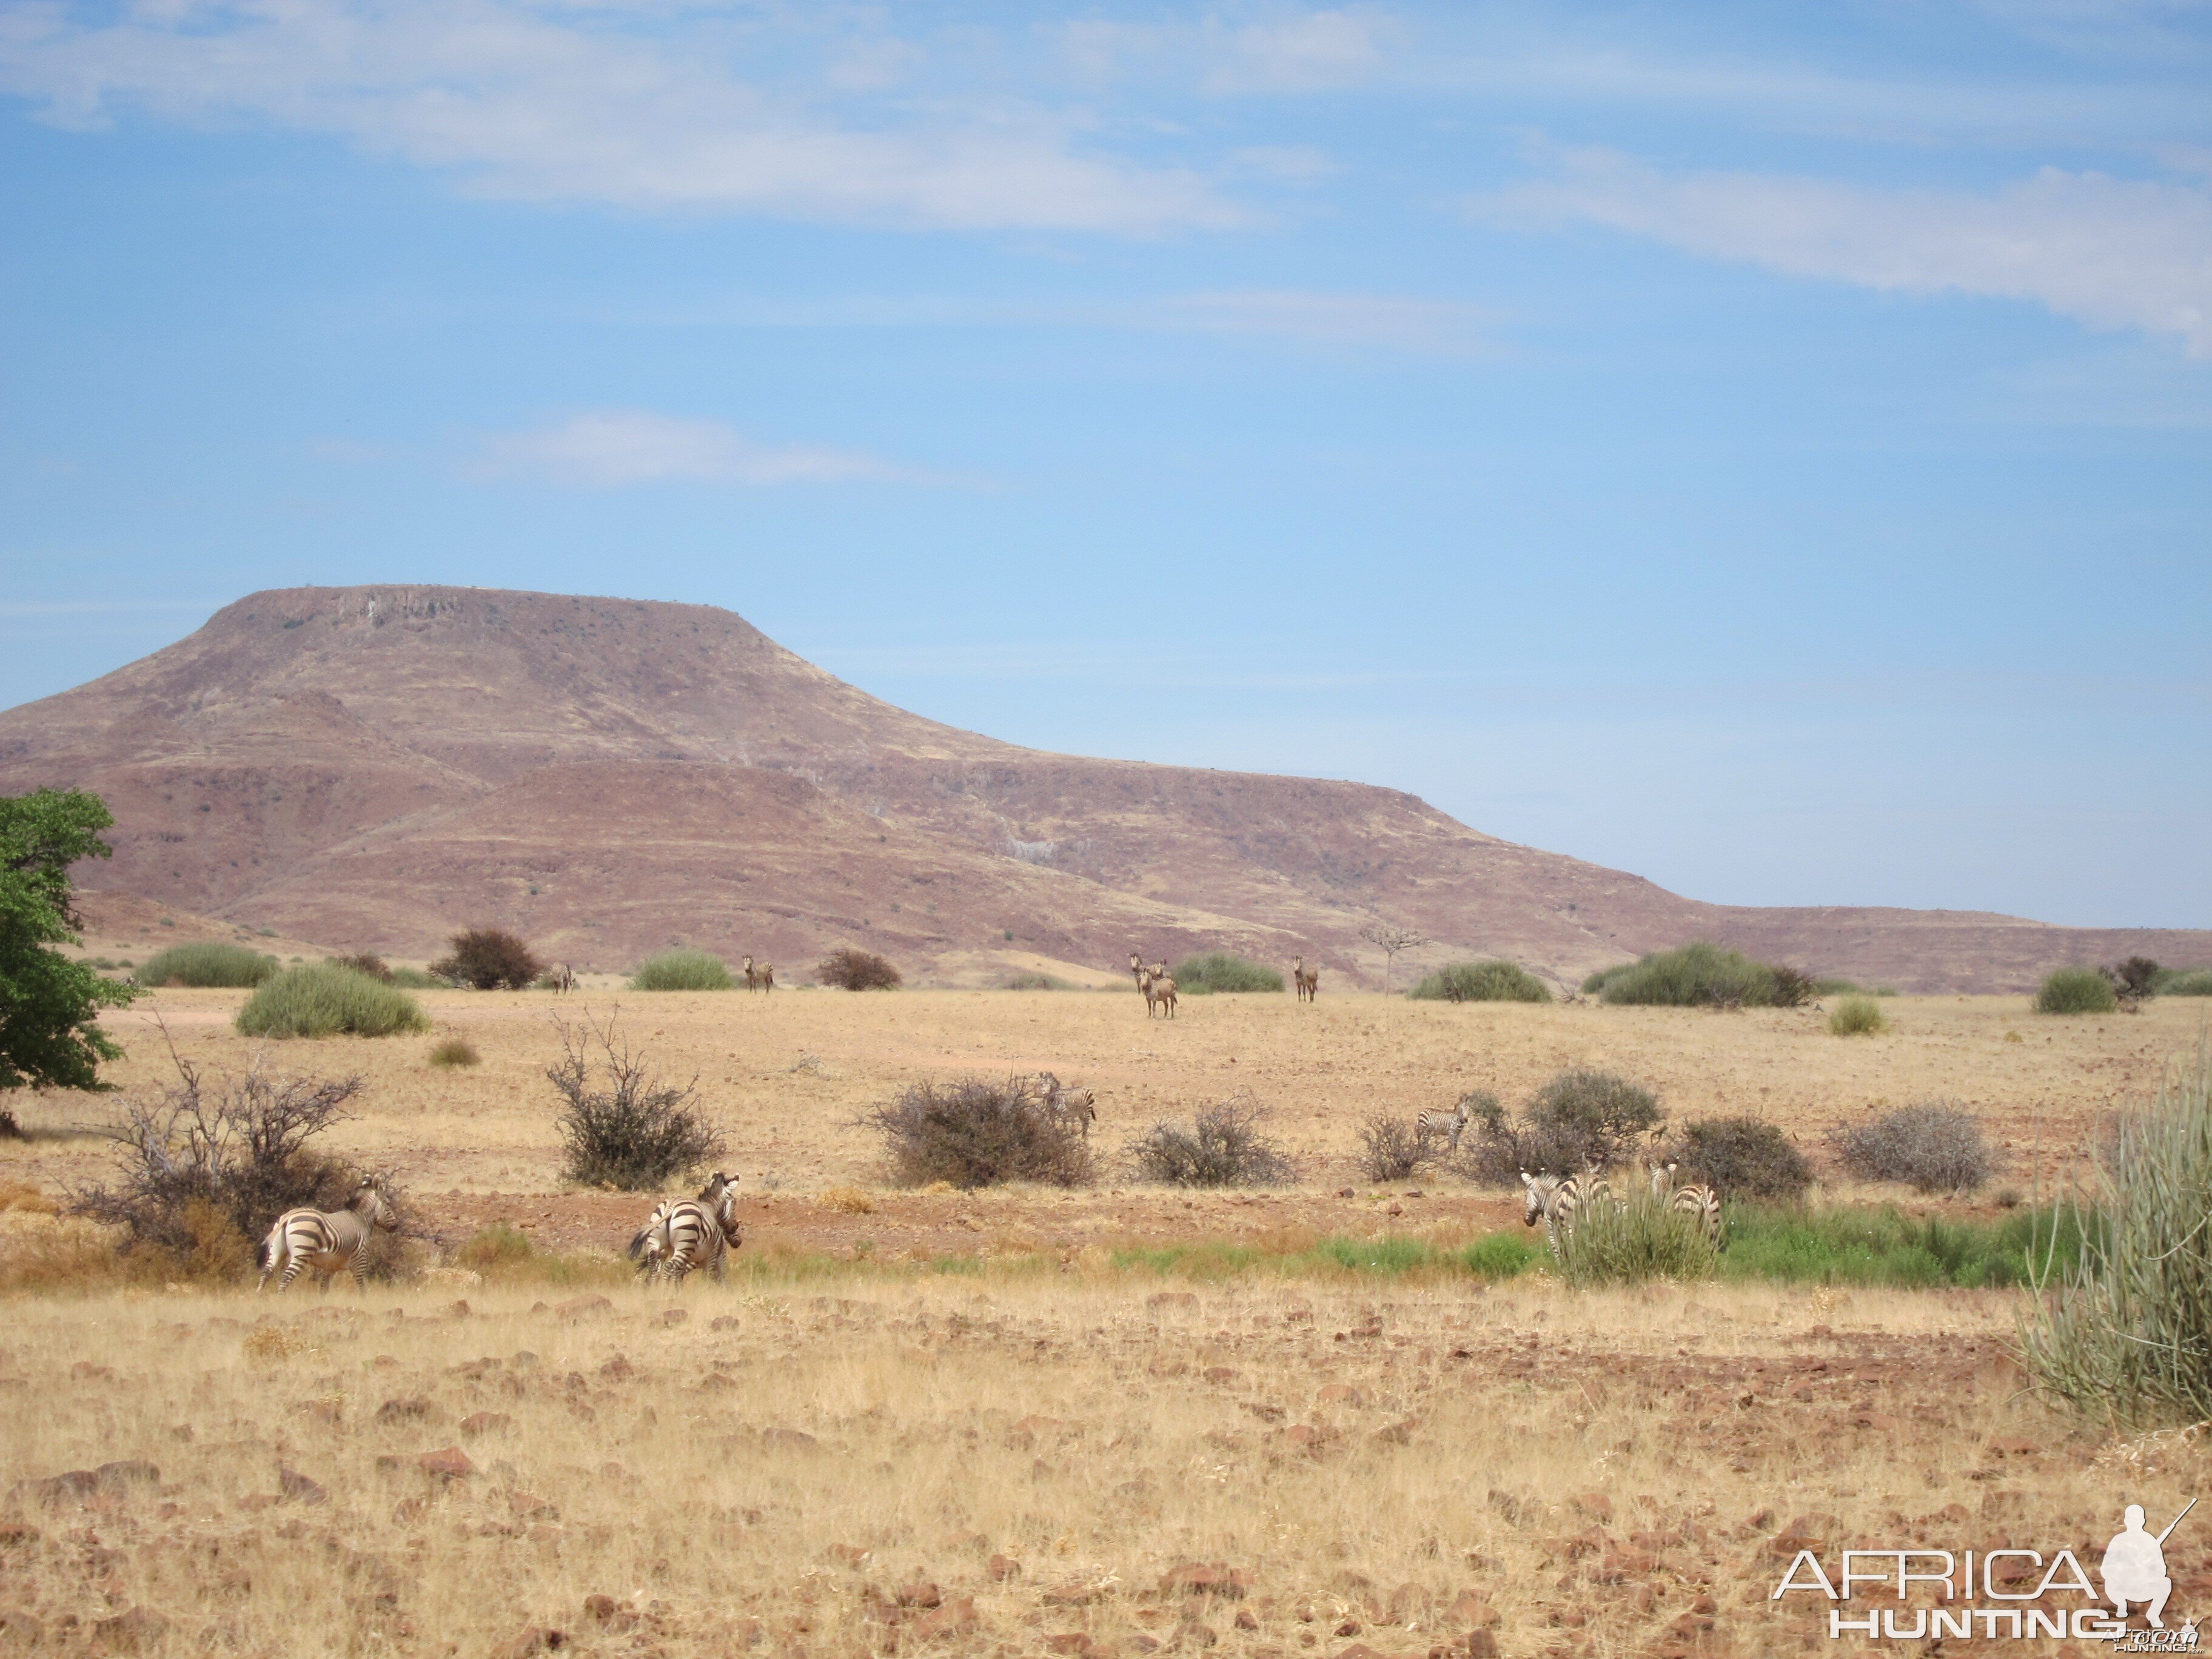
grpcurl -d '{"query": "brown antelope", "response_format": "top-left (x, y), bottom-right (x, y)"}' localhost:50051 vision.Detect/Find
top-left (1141, 970), bottom-right (1178, 1019)
top-left (1293, 956), bottom-right (1319, 1002)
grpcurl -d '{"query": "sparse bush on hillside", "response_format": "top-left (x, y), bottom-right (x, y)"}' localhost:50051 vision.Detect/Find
top-left (863, 1074), bottom-right (1094, 1189)
top-left (234, 962), bottom-right (430, 1039)
top-left (2036, 966), bottom-right (2118, 1016)
top-left (1554, 1190), bottom-right (1718, 1287)
top-left (431, 928), bottom-right (543, 991)
top-left (817, 948), bottom-right (903, 991)
top-left (1829, 995), bottom-right (1888, 1036)
top-left (1662, 1116), bottom-right (1812, 1202)
top-left (1458, 1070), bottom-right (1663, 1185)
top-left (1128, 1095), bottom-right (1294, 1188)
top-left (2023, 1043), bottom-right (2212, 1426)
top-left (73, 1042), bottom-right (370, 1269)
top-left (332, 952), bottom-right (392, 983)
top-left (546, 1011), bottom-right (725, 1190)
top-left (1409, 960), bottom-right (1552, 1003)
top-left (1598, 941), bottom-right (1781, 1009)
top-left (136, 941), bottom-right (280, 988)
top-left (1355, 1113), bottom-right (1432, 1182)
top-left (1171, 953), bottom-right (1285, 994)
top-left (1813, 977), bottom-right (1862, 996)
top-left (629, 949), bottom-right (736, 991)
top-left (2103, 956), bottom-right (2161, 1008)
top-left (1835, 1103), bottom-right (1992, 1194)
top-left (2158, 967), bottom-right (2212, 996)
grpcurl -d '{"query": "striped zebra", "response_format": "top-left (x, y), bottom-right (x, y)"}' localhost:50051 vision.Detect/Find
top-left (256, 1175), bottom-right (400, 1292)
top-left (627, 1173), bottom-right (742, 1288)
top-left (1648, 1161), bottom-right (1724, 1248)
top-left (1519, 1165), bottom-right (1613, 1255)
top-left (1037, 1073), bottom-right (1097, 1139)
top-left (1416, 1098), bottom-right (1473, 1154)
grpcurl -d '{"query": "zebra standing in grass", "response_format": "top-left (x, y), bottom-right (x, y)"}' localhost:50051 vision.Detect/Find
top-left (1649, 1161), bottom-right (1724, 1248)
top-left (1037, 1073), bottom-right (1097, 1139)
top-left (1519, 1165), bottom-right (1613, 1256)
top-left (1416, 1098), bottom-right (1474, 1155)
top-left (256, 1175), bottom-right (400, 1292)
top-left (628, 1173), bottom-right (742, 1288)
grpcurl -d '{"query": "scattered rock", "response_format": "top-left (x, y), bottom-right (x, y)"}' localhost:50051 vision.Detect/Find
top-left (1316, 1385), bottom-right (1366, 1407)
top-left (277, 1469), bottom-right (327, 1506)
top-left (89, 1607), bottom-right (168, 1653)
top-left (552, 1295), bottom-right (611, 1320)
top-left (1333, 1644), bottom-right (1387, 1659)
top-left (1370, 1418), bottom-right (1418, 1446)
top-left (1045, 1634), bottom-right (1093, 1655)
top-left (1465, 1632), bottom-right (1498, 1659)
top-left (711, 1316), bottom-right (740, 1331)
top-left (828, 1544), bottom-right (873, 1567)
top-left (461, 1412), bottom-right (512, 1439)
top-left (377, 1398), bottom-right (434, 1425)
top-left (506, 1626), bottom-right (568, 1657)
top-left (909, 1597), bottom-right (979, 1640)
top-left (0, 1612), bottom-right (44, 1647)
top-left (1125, 1635), bottom-right (1161, 1654)
top-left (1042, 1583), bottom-right (1104, 1607)
top-left (763, 1428), bottom-right (819, 1452)
top-left (732, 1617), bottom-right (765, 1649)
top-left (1146, 1292), bottom-right (1197, 1310)
top-left (598, 1355), bottom-right (634, 1381)
top-left (1160, 1563), bottom-right (1250, 1598)
top-left (582, 1595), bottom-right (637, 1632)
top-left (414, 1446), bottom-right (475, 1481)
top-left (1449, 1590), bottom-right (1498, 1627)
top-left (1570, 1491), bottom-right (1612, 1523)
top-left (1180, 1620), bottom-right (1219, 1647)
top-left (987, 1554), bottom-right (1021, 1582)
top-left (511, 1351), bottom-right (540, 1370)
top-left (1235, 1609), bottom-right (1260, 1631)
top-left (897, 1581), bottom-right (942, 1609)
top-left (446, 1300), bottom-right (472, 1318)
top-left (660, 1309), bottom-right (687, 1326)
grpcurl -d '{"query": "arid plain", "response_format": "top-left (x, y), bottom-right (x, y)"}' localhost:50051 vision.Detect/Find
top-left (3, 987), bottom-right (2208, 1659)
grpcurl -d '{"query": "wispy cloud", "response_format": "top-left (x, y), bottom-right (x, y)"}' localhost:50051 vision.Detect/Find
top-left (1478, 146), bottom-right (2212, 355)
top-left (0, 0), bottom-right (1239, 233)
top-left (475, 411), bottom-right (923, 487)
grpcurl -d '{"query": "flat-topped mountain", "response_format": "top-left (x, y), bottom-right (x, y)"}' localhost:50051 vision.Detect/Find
top-left (2, 585), bottom-right (2201, 990)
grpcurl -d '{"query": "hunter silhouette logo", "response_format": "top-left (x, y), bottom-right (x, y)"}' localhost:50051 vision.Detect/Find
top-left (1769, 1496), bottom-right (2197, 1644)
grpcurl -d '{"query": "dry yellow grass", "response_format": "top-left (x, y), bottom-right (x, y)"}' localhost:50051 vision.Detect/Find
top-left (3, 1273), bottom-right (2187, 1659)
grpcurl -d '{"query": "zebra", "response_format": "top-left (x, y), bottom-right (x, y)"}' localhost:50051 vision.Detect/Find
top-left (758, 962), bottom-right (775, 993)
top-left (1415, 1098), bottom-right (1473, 1154)
top-left (1519, 1165), bottom-right (1613, 1256)
top-left (1141, 970), bottom-right (1178, 1019)
top-left (742, 955), bottom-right (759, 992)
top-left (627, 1173), bottom-right (741, 1289)
top-left (1128, 952), bottom-right (1148, 992)
top-left (256, 1175), bottom-right (400, 1292)
top-left (1648, 1161), bottom-right (1724, 1248)
top-left (1037, 1072), bottom-right (1097, 1139)
top-left (1292, 956), bottom-right (1319, 1002)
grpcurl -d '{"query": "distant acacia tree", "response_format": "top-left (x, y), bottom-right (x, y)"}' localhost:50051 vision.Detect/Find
top-left (431, 928), bottom-right (543, 991)
top-left (1, 788), bottom-right (142, 1132)
top-left (1359, 922), bottom-right (1429, 996)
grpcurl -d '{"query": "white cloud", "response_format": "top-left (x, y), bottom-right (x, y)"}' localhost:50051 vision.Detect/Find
top-left (475, 411), bottom-right (919, 486)
top-left (1478, 146), bottom-right (2212, 355)
top-left (1199, 9), bottom-right (1392, 95)
top-left (0, 0), bottom-right (1239, 233)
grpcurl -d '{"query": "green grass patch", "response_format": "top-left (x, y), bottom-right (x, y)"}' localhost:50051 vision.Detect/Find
top-left (234, 961), bottom-right (431, 1038)
top-left (2155, 967), bottom-right (2212, 996)
top-left (1407, 960), bottom-right (1552, 1003)
top-left (388, 966), bottom-right (440, 988)
top-left (427, 1035), bottom-right (481, 1068)
top-left (1720, 1203), bottom-right (2093, 1289)
top-left (629, 948), bottom-right (736, 991)
top-left (2035, 966), bottom-right (2117, 1014)
top-left (137, 941), bottom-right (279, 988)
top-left (1828, 994), bottom-right (1888, 1035)
top-left (1170, 953), bottom-right (1285, 994)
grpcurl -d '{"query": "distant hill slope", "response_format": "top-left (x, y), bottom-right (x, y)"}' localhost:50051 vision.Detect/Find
top-left (2, 584), bottom-right (2203, 990)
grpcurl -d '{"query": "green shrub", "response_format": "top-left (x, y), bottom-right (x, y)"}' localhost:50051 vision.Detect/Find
top-left (1812, 977), bottom-right (1861, 996)
top-left (1828, 995), bottom-right (1887, 1036)
top-left (431, 928), bottom-right (543, 991)
top-left (1666, 1116), bottom-right (1812, 1201)
top-left (388, 966), bottom-right (439, 988)
top-left (1128, 1096), bottom-right (1294, 1187)
top-left (1834, 1102), bottom-right (1992, 1193)
top-left (1723, 1204), bottom-right (2088, 1289)
top-left (1170, 953), bottom-right (1285, 995)
top-left (1408, 960), bottom-right (1552, 1003)
top-left (1458, 1072), bottom-right (1661, 1185)
top-left (818, 948), bottom-right (903, 990)
top-left (629, 949), bottom-right (735, 991)
top-left (1456, 1232), bottom-right (1540, 1280)
top-left (1598, 941), bottom-right (1779, 1008)
top-left (136, 941), bottom-right (280, 988)
top-left (1002, 972), bottom-right (1076, 991)
top-left (1580, 968), bottom-right (1614, 995)
top-left (2157, 968), bottom-right (2212, 996)
top-left (234, 962), bottom-right (430, 1039)
top-left (2036, 966), bottom-right (2117, 1015)
top-left (1555, 1190), bottom-right (1718, 1286)
top-left (427, 1036), bottom-right (480, 1068)
top-left (2023, 1044), bottom-right (2212, 1426)
top-left (454, 1222), bottom-right (535, 1270)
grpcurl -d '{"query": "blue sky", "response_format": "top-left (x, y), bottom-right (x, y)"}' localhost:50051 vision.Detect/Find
top-left (2, 2), bottom-right (2207, 927)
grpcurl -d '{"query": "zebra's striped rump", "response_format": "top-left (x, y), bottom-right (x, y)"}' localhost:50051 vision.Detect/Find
top-left (1648, 1161), bottom-right (1724, 1248)
top-left (256, 1175), bottom-right (399, 1292)
top-left (631, 1173), bottom-right (742, 1288)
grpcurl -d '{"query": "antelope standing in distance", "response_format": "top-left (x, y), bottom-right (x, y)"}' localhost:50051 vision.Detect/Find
top-left (552, 962), bottom-right (575, 994)
top-left (1649, 1161), bottom-right (1724, 1248)
top-left (1037, 1072), bottom-right (1098, 1139)
top-left (1293, 957), bottom-right (1319, 1002)
top-left (257, 1174), bottom-right (400, 1292)
top-left (1129, 952), bottom-right (1147, 991)
top-left (628, 1173), bottom-right (742, 1288)
top-left (1141, 969), bottom-right (1178, 1019)
top-left (742, 955), bottom-right (760, 992)
top-left (759, 962), bottom-right (776, 992)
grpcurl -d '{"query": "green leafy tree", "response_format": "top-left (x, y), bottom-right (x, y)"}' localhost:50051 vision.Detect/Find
top-left (1, 788), bottom-right (141, 1129)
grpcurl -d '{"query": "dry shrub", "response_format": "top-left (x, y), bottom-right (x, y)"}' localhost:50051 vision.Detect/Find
top-left (546, 1010), bottom-right (724, 1190)
top-left (1828, 995), bottom-right (1887, 1036)
top-left (818, 948), bottom-right (903, 991)
top-left (0, 1178), bottom-right (59, 1215)
top-left (1662, 1116), bottom-right (1812, 1201)
top-left (1128, 1094), bottom-right (1293, 1187)
top-left (863, 1075), bottom-right (1095, 1189)
top-left (1834, 1102), bottom-right (1992, 1193)
top-left (818, 1186), bottom-right (877, 1214)
top-left (427, 1034), bottom-right (481, 1068)
top-left (71, 1033), bottom-right (368, 1264)
top-left (332, 952), bottom-right (393, 982)
top-left (1463, 1070), bottom-right (1661, 1184)
top-left (432, 927), bottom-right (543, 991)
top-left (1355, 1114), bottom-right (1432, 1182)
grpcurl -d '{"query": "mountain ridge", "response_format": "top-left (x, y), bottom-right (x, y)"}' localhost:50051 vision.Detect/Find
top-left (3, 583), bottom-right (2204, 991)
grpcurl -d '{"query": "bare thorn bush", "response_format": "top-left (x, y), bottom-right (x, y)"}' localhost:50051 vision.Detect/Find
top-left (1834, 1102), bottom-right (1992, 1194)
top-left (546, 1009), bottom-right (724, 1190)
top-left (1128, 1094), bottom-right (1294, 1187)
top-left (862, 1075), bottom-right (1094, 1189)
top-left (1355, 1113), bottom-right (1432, 1182)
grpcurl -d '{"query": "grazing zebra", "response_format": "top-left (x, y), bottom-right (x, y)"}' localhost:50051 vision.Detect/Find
top-left (1037, 1072), bottom-right (1097, 1139)
top-left (256, 1175), bottom-right (400, 1292)
top-left (1648, 1161), bottom-right (1724, 1248)
top-left (1141, 970), bottom-right (1178, 1019)
top-left (628, 1173), bottom-right (741, 1288)
top-left (1520, 1165), bottom-right (1614, 1255)
top-left (1415, 1098), bottom-right (1473, 1153)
